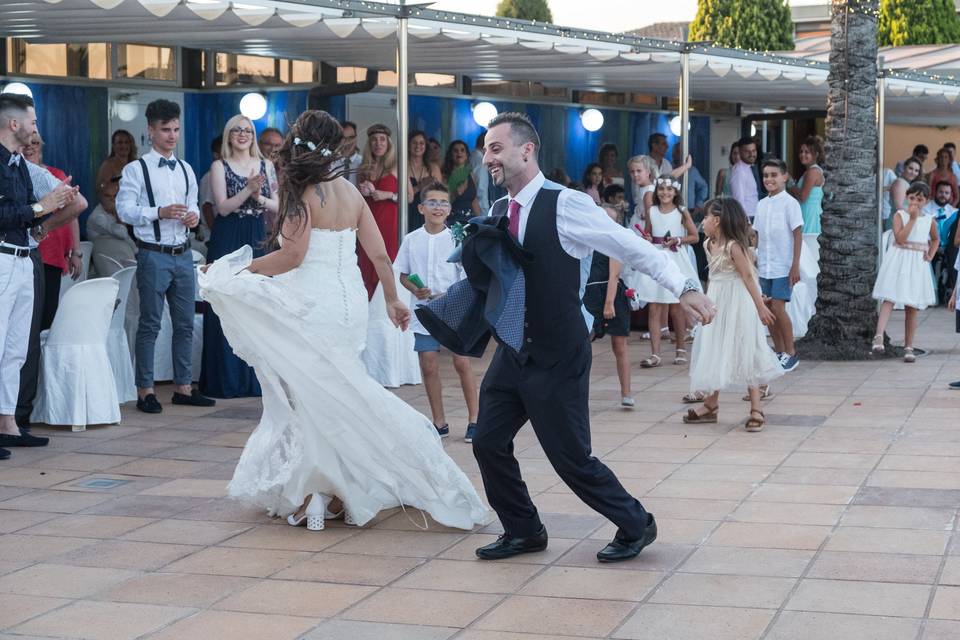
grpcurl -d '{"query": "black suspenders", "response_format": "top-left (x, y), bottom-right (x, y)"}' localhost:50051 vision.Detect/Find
top-left (138, 157), bottom-right (190, 243)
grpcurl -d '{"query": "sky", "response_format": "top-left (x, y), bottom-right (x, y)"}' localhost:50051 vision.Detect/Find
top-left (410, 0), bottom-right (823, 33)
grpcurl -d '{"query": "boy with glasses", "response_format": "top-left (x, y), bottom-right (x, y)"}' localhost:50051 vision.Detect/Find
top-left (394, 182), bottom-right (479, 442)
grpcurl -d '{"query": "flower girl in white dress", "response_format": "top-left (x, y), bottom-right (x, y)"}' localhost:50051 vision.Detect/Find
top-left (199, 111), bottom-right (488, 532)
top-left (684, 198), bottom-right (784, 432)
top-left (871, 181), bottom-right (938, 363)
top-left (631, 177), bottom-right (702, 367)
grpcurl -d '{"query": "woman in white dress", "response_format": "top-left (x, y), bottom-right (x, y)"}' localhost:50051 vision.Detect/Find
top-left (872, 181), bottom-right (938, 363)
top-left (199, 111), bottom-right (488, 531)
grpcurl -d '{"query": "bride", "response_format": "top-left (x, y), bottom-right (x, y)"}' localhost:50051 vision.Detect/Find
top-left (199, 110), bottom-right (488, 531)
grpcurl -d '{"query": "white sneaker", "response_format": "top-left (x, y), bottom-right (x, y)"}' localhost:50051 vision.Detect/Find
top-left (621, 396), bottom-right (635, 408)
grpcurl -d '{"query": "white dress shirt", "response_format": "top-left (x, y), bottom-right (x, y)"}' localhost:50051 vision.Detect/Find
top-left (394, 226), bottom-right (464, 335)
top-left (26, 160), bottom-right (62, 249)
top-left (492, 171), bottom-right (687, 297)
top-left (730, 161), bottom-right (759, 218)
top-left (116, 148), bottom-right (199, 246)
top-left (752, 190), bottom-right (804, 279)
top-left (343, 152), bottom-right (363, 186)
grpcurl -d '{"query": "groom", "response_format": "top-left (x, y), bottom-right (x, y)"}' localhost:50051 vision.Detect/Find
top-left (472, 113), bottom-right (715, 563)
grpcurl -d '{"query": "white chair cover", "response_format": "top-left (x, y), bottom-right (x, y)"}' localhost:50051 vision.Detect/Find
top-left (59, 240), bottom-right (93, 300)
top-left (107, 267), bottom-right (137, 403)
top-left (361, 272), bottom-right (422, 388)
top-left (786, 234), bottom-right (820, 339)
top-left (32, 277), bottom-right (120, 430)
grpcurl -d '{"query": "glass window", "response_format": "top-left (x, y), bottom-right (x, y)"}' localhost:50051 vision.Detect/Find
top-left (414, 73), bottom-right (455, 88)
top-left (13, 40), bottom-right (110, 79)
top-left (117, 44), bottom-right (174, 81)
top-left (290, 60), bottom-right (314, 83)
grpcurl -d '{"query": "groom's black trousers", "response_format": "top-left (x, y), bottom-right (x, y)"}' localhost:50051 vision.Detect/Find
top-left (472, 338), bottom-right (649, 540)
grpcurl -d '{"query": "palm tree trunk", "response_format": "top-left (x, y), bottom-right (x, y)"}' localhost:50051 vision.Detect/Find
top-left (799, 0), bottom-right (880, 360)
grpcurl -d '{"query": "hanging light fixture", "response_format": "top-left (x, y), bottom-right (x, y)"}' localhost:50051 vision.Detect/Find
top-left (1, 82), bottom-right (33, 98)
top-left (472, 101), bottom-right (498, 128)
top-left (580, 108), bottom-right (604, 132)
top-left (239, 92), bottom-right (268, 120)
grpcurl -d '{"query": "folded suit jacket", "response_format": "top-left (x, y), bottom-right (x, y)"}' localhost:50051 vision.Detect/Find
top-left (415, 214), bottom-right (533, 358)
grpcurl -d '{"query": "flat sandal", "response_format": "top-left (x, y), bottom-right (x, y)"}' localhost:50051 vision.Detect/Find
top-left (745, 410), bottom-right (765, 432)
top-left (640, 354), bottom-right (662, 368)
top-left (683, 406), bottom-right (718, 424)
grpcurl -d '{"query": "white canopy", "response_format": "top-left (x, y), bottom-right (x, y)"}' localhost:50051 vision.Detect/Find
top-left (4, 0), bottom-right (960, 123)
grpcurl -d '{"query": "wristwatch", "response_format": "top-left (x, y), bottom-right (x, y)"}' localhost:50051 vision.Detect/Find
top-left (680, 278), bottom-right (701, 297)
top-left (31, 202), bottom-right (44, 217)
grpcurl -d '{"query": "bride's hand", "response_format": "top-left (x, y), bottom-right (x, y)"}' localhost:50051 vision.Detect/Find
top-left (387, 300), bottom-right (411, 331)
top-left (199, 264), bottom-right (210, 273)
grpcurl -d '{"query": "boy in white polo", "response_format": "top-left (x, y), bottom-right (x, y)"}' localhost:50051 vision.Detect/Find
top-left (753, 157), bottom-right (803, 372)
top-left (395, 182), bottom-right (479, 442)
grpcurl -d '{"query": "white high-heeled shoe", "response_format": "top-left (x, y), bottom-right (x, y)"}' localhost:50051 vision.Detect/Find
top-left (322, 502), bottom-right (357, 526)
top-left (286, 494), bottom-right (330, 531)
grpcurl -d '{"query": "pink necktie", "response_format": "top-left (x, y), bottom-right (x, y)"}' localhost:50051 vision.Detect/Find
top-left (508, 199), bottom-right (521, 239)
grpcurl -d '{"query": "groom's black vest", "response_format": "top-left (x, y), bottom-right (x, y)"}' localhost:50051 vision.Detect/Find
top-left (492, 186), bottom-right (588, 364)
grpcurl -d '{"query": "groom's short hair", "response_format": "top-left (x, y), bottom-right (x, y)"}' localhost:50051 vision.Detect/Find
top-left (488, 112), bottom-right (540, 153)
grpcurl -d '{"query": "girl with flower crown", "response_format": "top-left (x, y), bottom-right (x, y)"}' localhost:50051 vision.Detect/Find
top-left (632, 176), bottom-right (702, 368)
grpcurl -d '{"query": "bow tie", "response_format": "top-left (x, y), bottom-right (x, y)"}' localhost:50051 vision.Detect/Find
top-left (158, 157), bottom-right (177, 171)
top-left (7, 154), bottom-right (21, 167)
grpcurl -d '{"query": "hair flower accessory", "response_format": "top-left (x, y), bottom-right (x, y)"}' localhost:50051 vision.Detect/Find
top-left (319, 148), bottom-right (332, 157)
top-left (293, 137), bottom-right (317, 152)
top-left (655, 176), bottom-right (682, 190)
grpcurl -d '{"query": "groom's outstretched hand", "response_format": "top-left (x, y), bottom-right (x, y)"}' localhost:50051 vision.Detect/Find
top-left (679, 291), bottom-right (716, 326)
top-left (387, 300), bottom-right (411, 332)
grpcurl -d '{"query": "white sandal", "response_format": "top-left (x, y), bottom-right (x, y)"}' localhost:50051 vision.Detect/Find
top-left (640, 354), bottom-right (662, 368)
top-left (872, 335), bottom-right (885, 354)
top-left (674, 349), bottom-right (688, 365)
top-left (904, 347), bottom-right (916, 363)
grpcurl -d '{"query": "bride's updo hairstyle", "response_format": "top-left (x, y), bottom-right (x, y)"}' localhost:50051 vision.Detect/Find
top-left (268, 110), bottom-right (345, 247)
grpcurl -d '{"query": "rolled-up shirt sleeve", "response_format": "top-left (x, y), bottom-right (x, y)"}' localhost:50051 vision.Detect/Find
top-left (557, 188), bottom-right (687, 297)
top-left (116, 161), bottom-right (159, 227)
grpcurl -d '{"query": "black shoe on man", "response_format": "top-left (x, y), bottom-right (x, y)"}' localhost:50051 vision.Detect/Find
top-left (136, 394), bottom-right (163, 414)
top-left (596, 514), bottom-right (658, 563)
top-left (171, 389), bottom-right (216, 407)
top-left (0, 431), bottom-right (49, 447)
top-left (476, 526), bottom-right (548, 560)
top-left (0, 447), bottom-right (10, 460)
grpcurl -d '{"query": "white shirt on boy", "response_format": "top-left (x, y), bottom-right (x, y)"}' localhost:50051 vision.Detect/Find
top-left (394, 225), bottom-right (464, 335)
top-left (752, 189), bottom-right (804, 280)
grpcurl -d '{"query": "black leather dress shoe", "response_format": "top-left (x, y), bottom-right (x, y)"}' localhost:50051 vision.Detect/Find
top-left (136, 394), bottom-right (163, 414)
top-left (597, 514), bottom-right (658, 563)
top-left (0, 432), bottom-right (49, 447)
top-left (171, 390), bottom-right (216, 407)
top-left (949, 380), bottom-right (960, 390)
top-left (476, 526), bottom-right (548, 560)
top-left (0, 447), bottom-right (10, 460)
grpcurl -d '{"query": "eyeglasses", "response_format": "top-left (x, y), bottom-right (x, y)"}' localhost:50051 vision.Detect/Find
top-left (423, 199), bottom-right (451, 209)
top-left (230, 127), bottom-right (254, 136)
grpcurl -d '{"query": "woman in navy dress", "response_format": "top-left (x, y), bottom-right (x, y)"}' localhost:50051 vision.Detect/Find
top-left (201, 115), bottom-right (279, 397)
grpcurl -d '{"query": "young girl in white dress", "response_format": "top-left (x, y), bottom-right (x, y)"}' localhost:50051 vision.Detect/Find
top-left (684, 198), bottom-right (784, 432)
top-left (871, 181), bottom-right (938, 362)
top-left (632, 177), bottom-right (701, 367)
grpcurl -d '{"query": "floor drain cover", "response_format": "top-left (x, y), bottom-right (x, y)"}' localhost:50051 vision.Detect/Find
top-left (74, 478), bottom-right (132, 490)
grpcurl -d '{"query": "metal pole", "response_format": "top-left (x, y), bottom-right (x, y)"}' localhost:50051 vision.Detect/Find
top-left (396, 1), bottom-right (410, 240)
top-left (679, 50), bottom-right (690, 205)
top-left (876, 61), bottom-right (886, 265)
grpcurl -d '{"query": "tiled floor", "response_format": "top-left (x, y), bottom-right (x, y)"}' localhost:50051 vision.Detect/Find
top-left (1, 308), bottom-right (959, 639)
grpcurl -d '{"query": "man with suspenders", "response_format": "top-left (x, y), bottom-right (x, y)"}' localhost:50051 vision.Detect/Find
top-left (117, 99), bottom-right (214, 414)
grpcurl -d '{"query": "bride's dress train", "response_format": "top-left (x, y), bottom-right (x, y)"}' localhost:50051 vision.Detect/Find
top-left (198, 228), bottom-right (488, 530)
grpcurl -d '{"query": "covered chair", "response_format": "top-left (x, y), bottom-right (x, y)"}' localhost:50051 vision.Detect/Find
top-left (107, 266), bottom-right (137, 403)
top-left (31, 277), bottom-right (121, 431)
top-left (59, 240), bottom-right (93, 300)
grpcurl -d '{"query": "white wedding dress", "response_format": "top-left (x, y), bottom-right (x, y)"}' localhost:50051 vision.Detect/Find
top-left (198, 228), bottom-right (488, 530)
